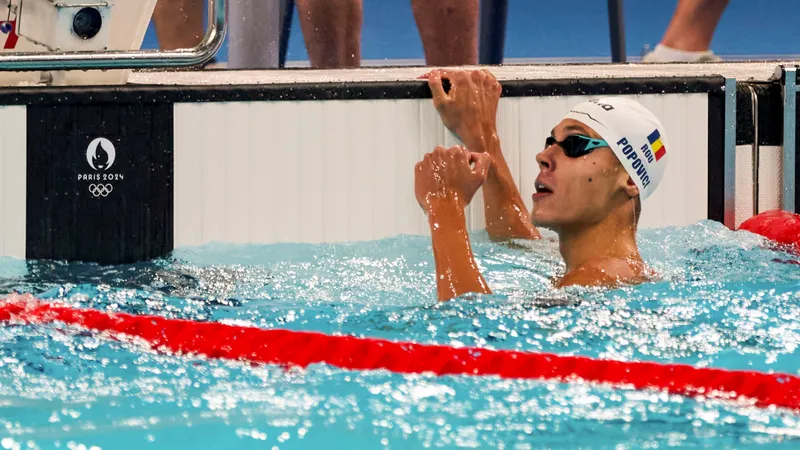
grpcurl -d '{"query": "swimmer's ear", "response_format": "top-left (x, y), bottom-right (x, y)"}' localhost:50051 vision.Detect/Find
top-left (623, 176), bottom-right (640, 199)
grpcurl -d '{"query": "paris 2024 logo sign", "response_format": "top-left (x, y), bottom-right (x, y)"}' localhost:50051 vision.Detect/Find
top-left (79, 138), bottom-right (124, 198)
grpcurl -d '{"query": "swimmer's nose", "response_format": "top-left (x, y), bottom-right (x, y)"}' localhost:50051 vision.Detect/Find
top-left (536, 145), bottom-right (555, 172)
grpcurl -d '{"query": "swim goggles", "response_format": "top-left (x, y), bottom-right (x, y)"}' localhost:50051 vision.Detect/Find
top-left (545, 134), bottom-right (608, 158)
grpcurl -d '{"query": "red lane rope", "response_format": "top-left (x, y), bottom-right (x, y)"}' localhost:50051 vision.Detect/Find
top-left (2, 294), bottom-right (799, 410)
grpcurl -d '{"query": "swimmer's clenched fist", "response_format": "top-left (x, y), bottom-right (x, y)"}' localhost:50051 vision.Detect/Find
top-left (414, 145), bottom-right (491, 214)
top-left (414, 145), bottom-right (493, 301)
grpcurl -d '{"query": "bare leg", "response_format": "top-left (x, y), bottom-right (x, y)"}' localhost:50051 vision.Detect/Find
top-left (411, 0), bottom-right (478, 66)
top-left (152, 0), bottom-right (204, 50)
top-left (659, 0), bottom-right (729, 51)
top-left (295, 0), bottom-right (362, 68)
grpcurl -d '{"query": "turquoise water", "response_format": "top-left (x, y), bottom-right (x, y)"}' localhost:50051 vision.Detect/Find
top-left (1, 221), bottom-right (800, 449)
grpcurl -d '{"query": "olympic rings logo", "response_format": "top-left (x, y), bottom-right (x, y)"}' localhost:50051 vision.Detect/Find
top-left (88, 183), bottom-right (113, 198)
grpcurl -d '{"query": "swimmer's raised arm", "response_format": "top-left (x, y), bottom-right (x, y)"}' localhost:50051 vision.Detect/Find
top-left (427, 69), bottom-right (541, 242)
top-left (415, 146), bottom-right (492, 301)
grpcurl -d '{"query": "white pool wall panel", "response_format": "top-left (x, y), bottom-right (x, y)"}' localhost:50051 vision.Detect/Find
top-left (174, 93), bottom-right (711, 247)
top-left (734, 145), bottom-right (783, 228)
top-left (0, 106), bottom-right (26, 258)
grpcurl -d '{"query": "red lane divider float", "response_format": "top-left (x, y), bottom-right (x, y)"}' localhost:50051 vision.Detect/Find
top-left (2, 294), bottom-right (799, 410)
top-left (740, 209), bottom-right (800, 248)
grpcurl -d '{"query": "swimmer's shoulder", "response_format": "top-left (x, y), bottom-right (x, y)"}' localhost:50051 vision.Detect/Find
top-left (555, 257), bottom-right (656, 289)
top-left (556, 264), bottom-right (620, 288)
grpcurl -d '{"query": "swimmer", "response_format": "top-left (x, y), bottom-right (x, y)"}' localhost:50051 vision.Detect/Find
top-left (415, 70), bottom-right (669, 301)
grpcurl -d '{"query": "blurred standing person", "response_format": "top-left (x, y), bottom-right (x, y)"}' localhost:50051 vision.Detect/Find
top-left (295, 0), bottom-right (479, 68)
top-left (152, 0), bottom-right (205, 50)
top-left (411, 0), bottom-right (479, 66)
top-left (294, 0), bottom-right (362, 68)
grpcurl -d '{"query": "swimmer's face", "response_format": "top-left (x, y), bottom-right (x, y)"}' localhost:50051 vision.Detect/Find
top-left (531, 119), bottom-right (635, 232)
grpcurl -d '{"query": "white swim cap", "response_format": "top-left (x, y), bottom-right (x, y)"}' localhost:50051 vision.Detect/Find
top-left (564, 97), bottom-right (668, 200)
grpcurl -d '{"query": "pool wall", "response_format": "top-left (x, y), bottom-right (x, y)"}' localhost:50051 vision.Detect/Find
top-left (173, 92), bottom-right (712, 246)
top-left (0, 64), bottom-right (794, 264)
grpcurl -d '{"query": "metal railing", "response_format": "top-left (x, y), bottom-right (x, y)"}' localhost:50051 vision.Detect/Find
top-left (0, 0), bottom-right (621, 70)
top-left (748, 84), bottom-right (760, 215)
top-left (0, 0), bottom-right (226, 71)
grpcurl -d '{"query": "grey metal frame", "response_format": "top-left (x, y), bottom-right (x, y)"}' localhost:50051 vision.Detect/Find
top-left (228, 0), bottom-right (281, 69)
top-left (723, 77), bottom-right (737, 229)
top-left (782, 66), bottom-right (797, 212)
top-left (0, 0), bottom-right (226, 71)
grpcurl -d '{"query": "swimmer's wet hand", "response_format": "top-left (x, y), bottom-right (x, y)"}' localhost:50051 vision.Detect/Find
top-left (415, 146), bottom-right (493, 301)
top-left (427, 68), bottom-right (539, 242)
top-left (415, 145), bottom-right (492, 214)
top-left (426, 69), bottom-right (501, 152)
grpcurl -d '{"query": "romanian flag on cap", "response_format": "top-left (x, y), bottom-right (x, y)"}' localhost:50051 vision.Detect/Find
top-left (648, 129), bottom-right (666, 161)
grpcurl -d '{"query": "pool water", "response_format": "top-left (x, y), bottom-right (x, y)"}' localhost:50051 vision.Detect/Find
top-left (1, 221), bottom-right (800, 449)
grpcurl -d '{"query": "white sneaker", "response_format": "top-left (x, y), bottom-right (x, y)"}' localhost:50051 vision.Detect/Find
top-left (642, 44), bottom-right (722, 63)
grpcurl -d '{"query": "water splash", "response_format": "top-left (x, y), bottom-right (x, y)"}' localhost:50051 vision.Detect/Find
top-left (1, 222), bottom-right (799, 448)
